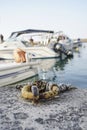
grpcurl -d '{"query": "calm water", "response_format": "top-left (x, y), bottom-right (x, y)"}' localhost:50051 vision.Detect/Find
top-left (1, 43), bottom-right (87, 88)
top-left (29, 42), bottom-right (87, 88)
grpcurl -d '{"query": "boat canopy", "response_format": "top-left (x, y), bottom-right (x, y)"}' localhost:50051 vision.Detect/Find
top-left (10, 29), bottom-right (54, 38)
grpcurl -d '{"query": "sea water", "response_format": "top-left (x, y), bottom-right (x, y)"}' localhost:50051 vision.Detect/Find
top-left (1, 43), bottom-right (87, 88)
top-left (31, 42), bottom-right (87, 88)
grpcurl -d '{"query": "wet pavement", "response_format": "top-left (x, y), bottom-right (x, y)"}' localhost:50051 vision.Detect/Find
top-left (0, 85), bottom-right (87, 130)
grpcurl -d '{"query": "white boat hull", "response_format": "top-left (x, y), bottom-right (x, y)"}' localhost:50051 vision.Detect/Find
top-left (73, 41), bottom-right (82, 48)
top-left (0, 29), bottom-right (74, 60)
top-left (0, 46), bottom-right (60, 60)
top-left (0, 62), bottom-right (38, 87)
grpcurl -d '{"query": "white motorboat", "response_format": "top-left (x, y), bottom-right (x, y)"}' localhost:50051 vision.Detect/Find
top-left (73, 38), bottom-right (82, 48)
top-left (0, 29), bottom-right (73, 60)
top-left (0, 61), bottom-right (39, 87)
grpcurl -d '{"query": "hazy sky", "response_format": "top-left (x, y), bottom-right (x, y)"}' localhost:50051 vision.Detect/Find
top-left (0, 0), bottom-right (87, 39)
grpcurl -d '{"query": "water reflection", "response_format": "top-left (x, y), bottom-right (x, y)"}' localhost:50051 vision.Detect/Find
top-left (37, 57), bottom-right (73, 82)
top-left (30, 43), bottom-right (87, 88)
top-left (15, 57), bottom-right (71, 85)
top-left (54, 58), bottom-right (69, 71)
top-left (37, 58), bottom-right (58, 81)
top-left (1, 43), bottom-right (87, 88)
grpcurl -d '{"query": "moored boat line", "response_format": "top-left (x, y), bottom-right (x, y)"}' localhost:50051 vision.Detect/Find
top-left (0, 29), bottom-right (74, 60)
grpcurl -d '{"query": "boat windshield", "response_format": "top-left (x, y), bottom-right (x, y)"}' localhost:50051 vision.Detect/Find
top-left (8, 29), bottom-right (54, 46)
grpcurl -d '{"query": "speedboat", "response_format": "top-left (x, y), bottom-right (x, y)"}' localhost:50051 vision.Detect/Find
top-left (0, 61), bottom-right (39, 87)
top-left (0, 29), bottom-right (73, 60)
top-left (73, 38), bottom-right (82, 49)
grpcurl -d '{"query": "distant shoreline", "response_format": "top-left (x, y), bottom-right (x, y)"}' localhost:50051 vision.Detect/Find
top-left (74, 38), bottom-right (87, 43)
top-left (80, 39), bottom-right (87, 43)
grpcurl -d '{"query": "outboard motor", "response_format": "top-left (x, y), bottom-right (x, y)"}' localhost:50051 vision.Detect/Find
top-left (53, 43), bottom-right (62, 53)
top-left (53, 43), bottom-right (73, 57)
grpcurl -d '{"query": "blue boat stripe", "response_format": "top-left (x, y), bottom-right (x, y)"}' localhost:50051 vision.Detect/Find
top-left (0, 68), bottom-right (30, 79)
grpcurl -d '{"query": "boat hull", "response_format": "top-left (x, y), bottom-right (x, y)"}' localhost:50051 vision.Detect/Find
top-left (0, 47), bottom-right (60, 60)
top-left (0, 62), bottom-right (38, 87)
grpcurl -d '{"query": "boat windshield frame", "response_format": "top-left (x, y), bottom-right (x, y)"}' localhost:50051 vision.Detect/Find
top-left (9, 29), bottom-right (54, 39)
